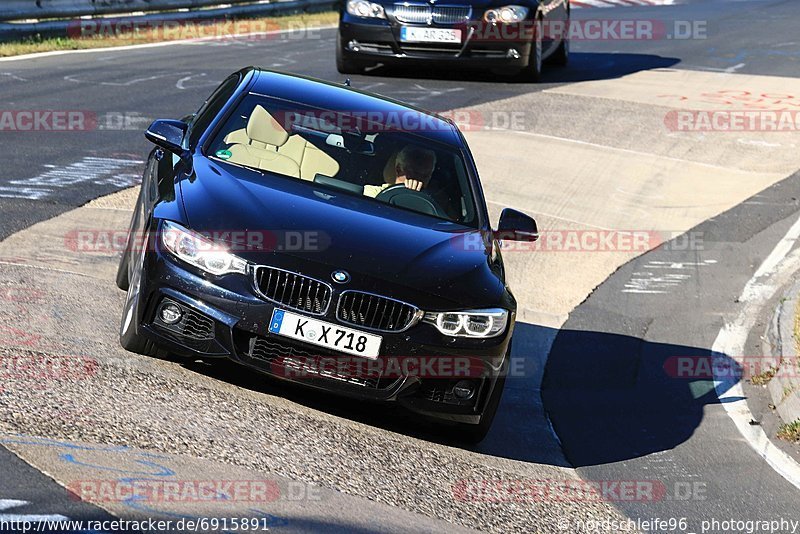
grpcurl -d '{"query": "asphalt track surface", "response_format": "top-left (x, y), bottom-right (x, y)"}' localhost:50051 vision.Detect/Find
top-left (1, 0), bottom-right (800, 531)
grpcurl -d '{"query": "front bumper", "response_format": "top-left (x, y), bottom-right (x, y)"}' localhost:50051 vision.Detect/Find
top-left (134, 245), bottom-right (514, 425)
top-left (339, 15), bottom-right (533, 69)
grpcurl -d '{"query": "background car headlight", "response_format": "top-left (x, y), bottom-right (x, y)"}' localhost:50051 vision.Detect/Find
top-left (346, 0), bottom-right (386, 19)
top-left (423, 309), bottom-right (509, 338)
top-left (484, 5), bottom-right (529, 23)
top-left (161, 221), bottom-right (248, 276)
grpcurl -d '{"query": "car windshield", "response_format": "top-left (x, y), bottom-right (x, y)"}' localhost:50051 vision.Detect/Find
top-left (207, 93), bottom-right (479, 226)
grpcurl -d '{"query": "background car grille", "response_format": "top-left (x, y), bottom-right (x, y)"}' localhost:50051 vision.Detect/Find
top-left (432, 5), bottom-right (472, 24)
top-left (249, 336), bottom-right (383, 388)
top-left (337, 291), bottom-right (419, 332)
top-left (254, 266), bottom-right (331, 315)
top-left (393, 4), bottom-right (471, 25)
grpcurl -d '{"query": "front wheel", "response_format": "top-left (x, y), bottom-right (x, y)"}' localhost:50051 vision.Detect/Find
top-left (518, 19), bottom-right (543, 82)
top-left (548, 36), bottom-right (569, 66)
top-left (119, 277), bottom-right (159, 356)
top-left (115, 246), bottom-right (130, 291)
top-left (118, 229), bottom-right (162, 357)
top-left (336, 32), bottom-right (366, 74)
top-left (547, 13), bottom-right (569, 67)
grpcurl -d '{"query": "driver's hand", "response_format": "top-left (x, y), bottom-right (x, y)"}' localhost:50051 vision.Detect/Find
top-left (404, 179), bottom-right (424, 191)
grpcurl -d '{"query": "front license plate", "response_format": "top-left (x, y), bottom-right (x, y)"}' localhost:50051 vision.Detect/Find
top-left (400, 26), bottom-right (461, 43)
top-left (268, 309), bottom-right (382, 359)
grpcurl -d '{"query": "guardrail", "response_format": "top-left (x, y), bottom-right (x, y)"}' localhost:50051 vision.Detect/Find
top-left (0, 1), bottom-right (304, 21)
top-left (0, 0), bottom-right (338, 41)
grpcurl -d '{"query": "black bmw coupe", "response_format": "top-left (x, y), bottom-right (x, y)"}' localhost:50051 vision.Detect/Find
top-left (117, 68), bottom-right (538, 441)
top-left (337, 0), bottom-right (570, 80)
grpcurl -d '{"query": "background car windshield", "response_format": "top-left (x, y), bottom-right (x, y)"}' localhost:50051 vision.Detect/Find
top-left (208, 94), bottom-right (478, 226)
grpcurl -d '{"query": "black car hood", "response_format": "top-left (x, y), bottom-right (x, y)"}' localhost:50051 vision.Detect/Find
top-left (179, 159), bottom-right (504, 306)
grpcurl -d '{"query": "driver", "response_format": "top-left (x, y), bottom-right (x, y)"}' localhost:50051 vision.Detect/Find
top-left (364, 145), bottom-right (436, 198)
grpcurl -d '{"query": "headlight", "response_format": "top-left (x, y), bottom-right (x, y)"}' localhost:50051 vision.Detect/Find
top-left (161, 221), bottom-right (248, 276)
top-left (346, 0), bottom-right (386, 19)
top-left (423, 309), bottom-right (509, 338)
top-left (484, 5), bottom-right (528, 23)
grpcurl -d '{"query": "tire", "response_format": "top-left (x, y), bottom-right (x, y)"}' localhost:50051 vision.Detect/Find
top-left (336, 31), bottom-right (366, 75)
top-left (547, 15), bottom-right (569, 66)
top-left (119, 287), bottom-right (159, 356)
top-left (518, 18), bottom-right (544, 82)
top-left (458, 368), bottom-right (508, 444)
top-left (118, 229), bottom-right (161, 357)
top-left (116, 188), bottom-right (144, 291)
top-left (548, 37), bottom-right (569, 67)
top-left (115, 247), bottom-right (130, 291)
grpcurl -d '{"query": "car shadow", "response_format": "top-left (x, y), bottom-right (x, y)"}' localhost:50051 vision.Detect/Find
top-left (176, 318), bottom-right (740, 468)
top-left (361, 52), bottom-right (680, 85)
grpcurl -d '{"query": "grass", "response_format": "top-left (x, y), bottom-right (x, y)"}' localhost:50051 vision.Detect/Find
top-left (0, 12), bottom-right (338, 57)
top-left (750, 366), bottom-right (778, 386)
top-left (795, 296), bottom-right (800, 371)
top-left (777, 419), bottom-right (800, 443)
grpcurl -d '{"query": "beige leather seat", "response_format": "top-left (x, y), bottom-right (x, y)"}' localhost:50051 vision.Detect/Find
top-left (224, 105), bottom-right (340, 180)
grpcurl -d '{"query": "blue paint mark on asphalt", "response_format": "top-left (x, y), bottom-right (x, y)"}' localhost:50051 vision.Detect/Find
top-left (59, 454), bottom-right (176, 477)
top-left (1, 434), bottom-right (290, 529)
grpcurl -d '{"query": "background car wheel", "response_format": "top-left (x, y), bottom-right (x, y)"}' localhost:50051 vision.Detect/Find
top-left (518, 18), bottom-right (543, 82)
top-left (546, 13), bottom-right (570, 66)
top-left (336, 32), bottom-right (366, 74)
top-left (547, 37), bottom-right (569, 66)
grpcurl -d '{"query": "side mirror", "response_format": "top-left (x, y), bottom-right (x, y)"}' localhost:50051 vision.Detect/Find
top-left (145, 119), bottom-right (188, 156)
top-left (496, 208), bottom-right (538, 241)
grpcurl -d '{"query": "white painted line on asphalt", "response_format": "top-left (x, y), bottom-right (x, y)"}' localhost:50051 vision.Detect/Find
top-left (0, 499), bottom-right (69, 523)
top-left (712, 214), bottom-right (800, 490)
top-left (0, 25), bottom-right (337, 64)
top-left (0, 260), bottom-right (99, 279)
top-left (485, 199), bottom-right (614, 231)
top-left (572, 0), bottom-right (676, 7)
top-left (701, 63), bottom-right (747, 74)
top-left (491, 128), bottom-right (755, 173)
top-left (0, 157), bottom-right (144, 200)
top-left (622, 259), bottom-right (716, 294)
top-left (0, 72), bottom-right (28, 82)
top-left (65, 71), bottom-right (192, 87)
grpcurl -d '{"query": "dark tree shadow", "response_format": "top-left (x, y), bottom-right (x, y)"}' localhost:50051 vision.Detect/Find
top-left (541, 324), bottom-right (742, 467)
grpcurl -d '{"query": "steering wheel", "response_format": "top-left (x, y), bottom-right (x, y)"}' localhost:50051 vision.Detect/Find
top-left (374, 184), bottom-right (448, 218)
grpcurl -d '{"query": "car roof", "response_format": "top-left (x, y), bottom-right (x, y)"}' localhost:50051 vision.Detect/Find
top-left (248, 68), bottom-right (463, 147)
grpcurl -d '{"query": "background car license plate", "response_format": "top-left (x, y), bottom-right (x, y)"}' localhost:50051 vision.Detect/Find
top-left (400, 27), bottom-right (461, 43)
top-left (268, 309), bottom-right (382, 359)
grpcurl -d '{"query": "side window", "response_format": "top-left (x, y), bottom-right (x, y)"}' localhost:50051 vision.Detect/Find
top-left (187, 75), bottom-right (241, 149)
